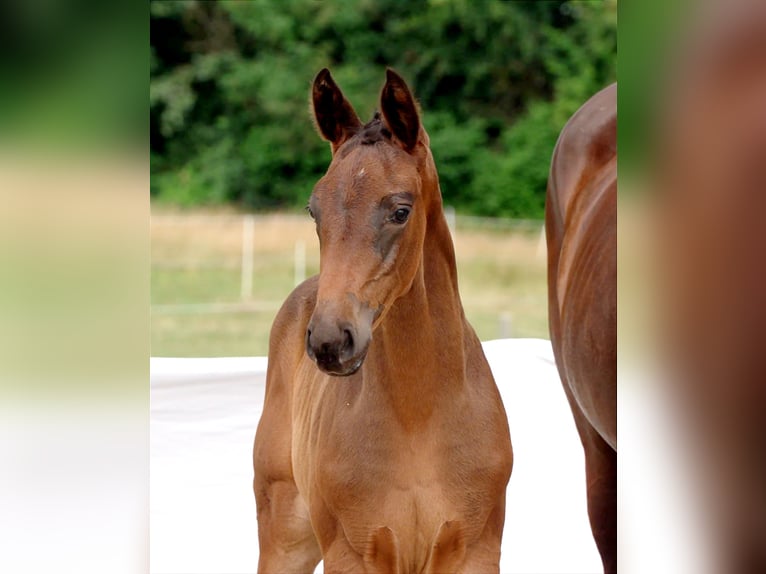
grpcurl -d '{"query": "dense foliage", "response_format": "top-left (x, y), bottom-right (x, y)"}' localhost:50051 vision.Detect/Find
top-left (151, 0), bottom-right (616, 218)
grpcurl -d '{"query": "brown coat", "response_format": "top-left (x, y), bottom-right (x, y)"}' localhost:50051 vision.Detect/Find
top-left (253, 69), bottom-right (513, 574)
top-left (545, 83), bottom-right (617, 574)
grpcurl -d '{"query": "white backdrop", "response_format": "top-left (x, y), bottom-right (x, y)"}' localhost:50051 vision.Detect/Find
top-left (150, 339), bottom-right (602, 574)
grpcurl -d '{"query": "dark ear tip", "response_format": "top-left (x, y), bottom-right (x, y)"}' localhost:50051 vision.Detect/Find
top-left (314, 68), bottom-right (333, 86)
top-left (385, 67), bottom-right (403, 84)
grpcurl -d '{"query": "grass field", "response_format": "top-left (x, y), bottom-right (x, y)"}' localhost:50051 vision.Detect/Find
top-left (151, 207), bottom-right (548, 357)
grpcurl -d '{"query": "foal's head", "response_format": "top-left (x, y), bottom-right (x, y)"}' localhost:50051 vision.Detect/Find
top-left (305, 68), bottom-right (440, 376)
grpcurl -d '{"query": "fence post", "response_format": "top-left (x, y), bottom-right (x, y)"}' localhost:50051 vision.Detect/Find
top-left (294, 240), bottom-right (306, 286)
top-left (499, 312), bottom-right (512, 339)
top-left (536, 223), bottom-right (547, 259)
top-left (241, 215), bottom-right (255, 300)
top-left (444, 205), bottom-right (456, 235)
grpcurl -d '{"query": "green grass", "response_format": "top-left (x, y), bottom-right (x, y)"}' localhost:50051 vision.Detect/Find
top-left (151, 209), bottom-right (548, 356)
top-left (152, 311), bottom-right (274, 357)
top-left (456, 232), bottom-right (549, 341)
top-left (152, 268), bottom-right (243, 304)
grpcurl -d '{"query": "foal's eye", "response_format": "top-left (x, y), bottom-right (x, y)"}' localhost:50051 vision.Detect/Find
top-left (305, 204), bottom-right (315, 220)
top-left (391, 207), bottom-right (411, 224)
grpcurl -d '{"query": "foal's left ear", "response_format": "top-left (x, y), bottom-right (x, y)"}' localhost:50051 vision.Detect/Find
top-left (380, 68), bottom-right (421, 152)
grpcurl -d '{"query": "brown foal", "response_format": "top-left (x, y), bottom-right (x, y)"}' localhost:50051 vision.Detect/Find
top-left (253, 69), bottom-right (513, 574)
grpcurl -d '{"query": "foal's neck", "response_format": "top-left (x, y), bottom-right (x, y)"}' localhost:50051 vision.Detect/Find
top-left (366, 208), bottom-right (467, 425)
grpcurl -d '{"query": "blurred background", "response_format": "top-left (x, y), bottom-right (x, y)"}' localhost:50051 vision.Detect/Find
top-left (6, 0), bottom-right (766, 571)
top-left (150, 0), bottom-right (617, 356)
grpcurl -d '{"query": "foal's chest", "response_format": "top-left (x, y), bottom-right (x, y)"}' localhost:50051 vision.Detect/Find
top-left (292, 377), bottom-right (507, 562)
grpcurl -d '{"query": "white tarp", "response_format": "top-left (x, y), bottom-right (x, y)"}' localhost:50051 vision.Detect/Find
top-left (150, 339), bottom-right (602, 573)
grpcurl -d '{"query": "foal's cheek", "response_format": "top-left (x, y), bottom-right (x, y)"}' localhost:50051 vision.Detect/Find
top-left (375, 233), bottom-right (392, 262)
top-left (375, 226), bottom-right (403, 263)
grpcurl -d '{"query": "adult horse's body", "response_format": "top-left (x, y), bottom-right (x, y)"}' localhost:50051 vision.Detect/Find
top-left (545, 83), bottom-right (617, 573)
top-left (658, 3), bottom-right (766, 570)
top-left (253, 69), bottom-right (513, 574)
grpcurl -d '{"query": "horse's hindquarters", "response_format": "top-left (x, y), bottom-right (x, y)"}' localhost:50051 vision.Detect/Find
top-left (558, 216), bottom-right (617, 448)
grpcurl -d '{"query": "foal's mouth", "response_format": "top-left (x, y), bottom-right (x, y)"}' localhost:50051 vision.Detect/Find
top-left (314, 350), bottom-right (367, 377)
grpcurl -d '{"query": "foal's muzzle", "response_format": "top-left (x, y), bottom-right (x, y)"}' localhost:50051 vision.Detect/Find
top-left (306, 308), bottom-right (371, 376)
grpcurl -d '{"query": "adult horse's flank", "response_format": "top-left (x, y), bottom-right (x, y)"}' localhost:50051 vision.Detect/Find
top-left (253, 69), bottom-right (513, 574)
top-left (545, 83), bottom-right (617, 573)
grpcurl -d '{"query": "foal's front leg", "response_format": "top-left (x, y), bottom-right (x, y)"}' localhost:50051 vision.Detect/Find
top-left (254, 477), bottom-right (321, 574)
top-left (322, 526), bottom-right (399, 574)
top-left (253, 356), bottom-right (321, 574)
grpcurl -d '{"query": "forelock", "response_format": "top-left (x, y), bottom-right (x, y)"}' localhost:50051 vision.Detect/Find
top-left (337, 112), bottom-right (392, 158)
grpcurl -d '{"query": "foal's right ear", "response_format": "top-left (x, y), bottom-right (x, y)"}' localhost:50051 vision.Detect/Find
top-left (312, 68), bottom-right (362, 153)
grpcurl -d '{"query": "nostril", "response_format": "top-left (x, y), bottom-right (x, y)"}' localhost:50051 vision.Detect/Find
top-left (343, 328), bottom-right (354, 352)
top-left (305, 328), bottom-right (315, 358)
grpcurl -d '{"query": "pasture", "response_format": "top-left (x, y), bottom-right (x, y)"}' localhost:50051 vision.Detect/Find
top-left (151, 206), bottom-right (547, 357)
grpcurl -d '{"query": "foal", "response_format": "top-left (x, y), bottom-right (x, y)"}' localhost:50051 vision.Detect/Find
top-left (253, 69), bottom-right (513, 574)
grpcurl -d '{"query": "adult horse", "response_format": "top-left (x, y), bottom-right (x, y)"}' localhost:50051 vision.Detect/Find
top-left (253, 69), bottom-right (513, 574)
top-left (545, 84), bottom-right (617, 573)
top-left (657, 2), bottom-right (766, 570)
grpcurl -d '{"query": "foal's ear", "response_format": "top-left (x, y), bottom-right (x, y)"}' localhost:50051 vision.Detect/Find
top-left (380, 68), bottom-right (420, 152)
top-left (312, 68), bottom-right (362, 152)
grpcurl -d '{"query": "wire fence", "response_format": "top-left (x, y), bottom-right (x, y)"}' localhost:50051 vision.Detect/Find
top-left (151, 209), bottom-right (544, 308)
top-left (151, 210), bottom-right (547, 356)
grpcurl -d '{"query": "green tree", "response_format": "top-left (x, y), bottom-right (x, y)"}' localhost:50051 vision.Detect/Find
top-left (150, 0), bottom-right (617, 217)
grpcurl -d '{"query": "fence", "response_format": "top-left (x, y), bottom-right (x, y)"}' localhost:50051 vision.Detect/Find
top-left (151, 210), bottom-right (547, 356)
